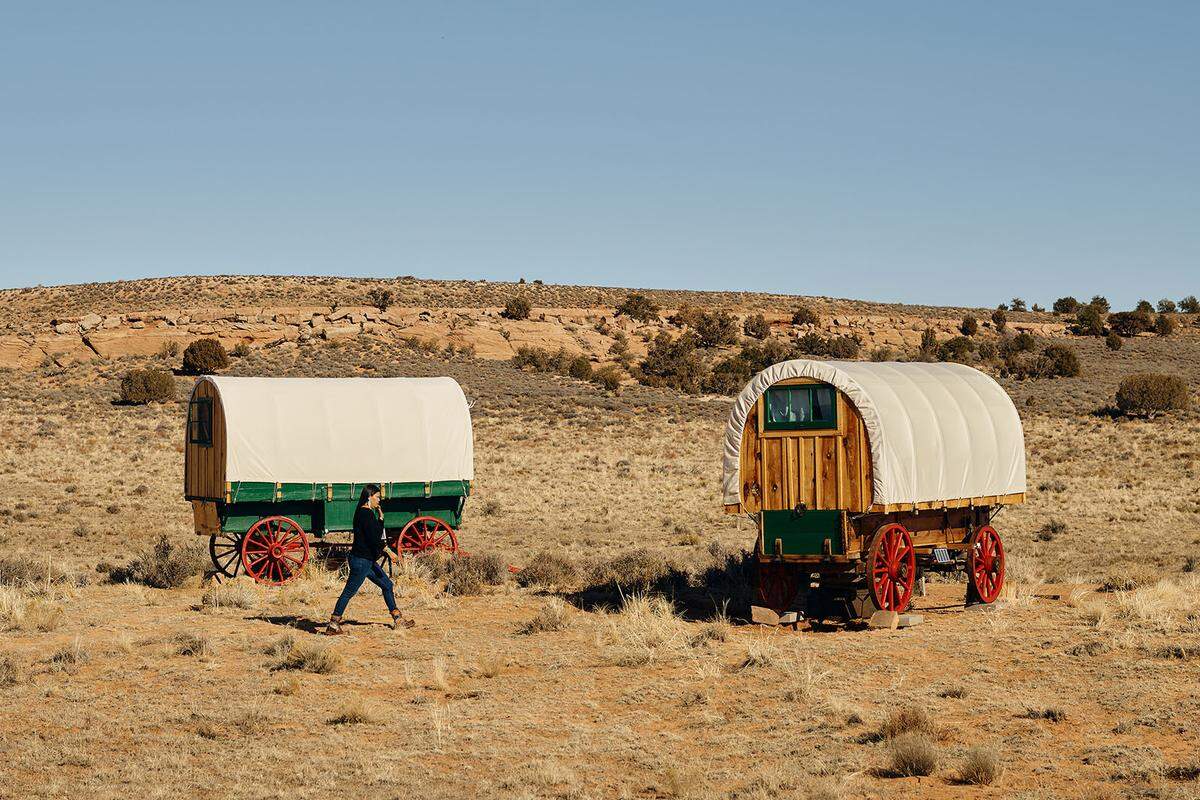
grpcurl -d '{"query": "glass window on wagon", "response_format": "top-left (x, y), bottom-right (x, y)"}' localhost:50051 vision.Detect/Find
top-left (189, 396), bottom-right (213, 446)
top-left (763, 384), bottom-right (837, 431)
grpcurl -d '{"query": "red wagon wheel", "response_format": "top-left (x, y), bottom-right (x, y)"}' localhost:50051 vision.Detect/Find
top-left (867, 523), bottom-right (916, 612)
top-left (755, 560), bottom-right (800, 613)
top-left (968, 525), bottom-right (1006, 604)
top-left (239, 516), bottom-right (310, 585)
top-left (396, 516), bottom-right (459, 556)
top-left (208, 531), bottom-right (244, 578)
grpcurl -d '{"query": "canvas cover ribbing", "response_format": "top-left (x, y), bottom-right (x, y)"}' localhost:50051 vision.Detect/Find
top-left (722, 360), bottom-right (1025, 507)
top-left (198, 376), bottom-right (473, 484)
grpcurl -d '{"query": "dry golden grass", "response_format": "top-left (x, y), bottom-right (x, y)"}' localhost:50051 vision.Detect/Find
top-left (0, 279), bottom-right (1198, 799)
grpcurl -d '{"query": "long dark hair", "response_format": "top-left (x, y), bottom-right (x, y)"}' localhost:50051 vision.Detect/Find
top-left (358, 483), bottom-right (382, 507)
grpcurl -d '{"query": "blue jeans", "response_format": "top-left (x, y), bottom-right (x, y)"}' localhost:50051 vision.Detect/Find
top-left (333, 556), bottom-right (397, 617)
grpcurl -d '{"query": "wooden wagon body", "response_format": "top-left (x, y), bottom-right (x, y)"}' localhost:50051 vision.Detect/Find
top-left (186, 376), bottom-right (473, 584)
top-left (722, 360), bottom-right (1025, 619)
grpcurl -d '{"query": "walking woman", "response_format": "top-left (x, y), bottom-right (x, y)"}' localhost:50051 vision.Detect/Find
top-left (325, 484), bottom-right (415, 634)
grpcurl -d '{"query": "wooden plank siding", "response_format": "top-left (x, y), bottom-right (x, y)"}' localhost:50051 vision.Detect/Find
top-left (184, 380), bottom-right (227, 501)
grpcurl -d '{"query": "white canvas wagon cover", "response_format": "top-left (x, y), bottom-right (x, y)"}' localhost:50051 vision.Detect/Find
top-left (198, 376), bottom-right (473, 484)
top-left (722, 360), bottom-right (1025, 507)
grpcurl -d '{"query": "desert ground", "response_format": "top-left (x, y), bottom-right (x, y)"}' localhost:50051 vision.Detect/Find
top-left (1, 278), bottom-right (1198, 800)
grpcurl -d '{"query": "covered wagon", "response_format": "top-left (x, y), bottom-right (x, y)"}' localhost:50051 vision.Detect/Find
top-left (723, 360), bottom-right (1025, 620)
top-left (185, 376), bottom-right (473, 584)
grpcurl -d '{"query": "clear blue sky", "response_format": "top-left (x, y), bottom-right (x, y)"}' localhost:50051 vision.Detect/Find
top-left (2, 2), bottom-right (1197, 308)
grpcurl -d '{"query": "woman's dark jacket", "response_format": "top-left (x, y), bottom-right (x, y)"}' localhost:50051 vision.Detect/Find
top-left (349, 506), bottom-right (386, 560)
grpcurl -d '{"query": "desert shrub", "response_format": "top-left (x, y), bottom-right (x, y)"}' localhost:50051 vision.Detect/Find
top-left (171, 631), bottom-right (213, 657)
top-left (0, 652), bottom-right (20, 687)
top-left (918, 328), bottom-right (938, 359)
top-left (1042, 344), bottom-right (1081, 377)
top-left (1155, 314), bottom-right (1177, 336)
top-left (958, 746), bottom-right (1003, 785)
top-left (516, 597), bottom-right (572, 634)
top-left (638, 332), bottom-right (707, 393)
top-left (1108, 310), bottom-right (1154, 337)
top-left (936, 336), bottom-right (974, 363)
top-left (790, 304), bottom-right (819, 326)
top-left (0, 557), bottom-right (76, 588)
top-left (1052, 296), bottom-right (1080, 314)
top-left (1180, 295), bottom-right (1200, 314)
top-left (795, 333), bottom-right (860, 359)
top-left (592, 364), bottom-right (623, 392)
top-left (1036, 519), bottom-right (1067, 541)
top-left (742, 313), bottom-right (770, 339)
top-left (615, 293), bottom-right (660, 323)
top-left (879, 705), bottom-right (936, 740)
top-left (739, 337), bottom-right (795, 372)
top-left (990, 309), bottom-right (1007, 333)
top-left (887, 733), bottom-right (938, 777)
top-left (444, 552), bottom-right (509, 595)
top-left (1157, 299), bottom-right (1177, 314)
top-left (1135, 299), bottom-right (1155, 313)
top-left (1090, 295), bottom-right (1111, 313)
top-left (1074, 304), bottom-right (1106, 336)
top-left (608, 331), bottom-right (632, 365)
top-left (182, 338), bottom-right (229, 375)
top-left (1001, 332), bottom-right (1037, 355)
top-left (869, 345), bottom-right (897, 362)
top-left (119, 368), bottom-right (175, 404)
top-left (1115, 373), bottom-right (1191, 415)
top-left (977, 341), bottom-right (997, 361)
top-left (201, 577), bottom-right (260, 610)
top-left (1105, 332), bottom-right (1123, 351)
top-left (590, 548), bottom-right (670, 592)
top-left (694, 310), bottom-right (739, 347)
top-left (270, 638), bottom-right (342, 673)
top-left (667, 303), bottom-right (705, 328)
top-left (566, 355), bottom-right (593, 380)
top-left (960, 315), bottom-right (978, 336)
top-left (157, 340), bottom-right (180, 358)
top-left (704, 355), bottom-right (753, 395)
top-left (516, 551), bottom-right (579, 589)
top-left (502, 295), bottom-right (531, 320)
top-left (366, 287), bottom-right (393, 311)
top-left (231, 342), bottom-right (251, 358)
top-left (1010, 298), bottom-right (1027, 311)
top-left (108, 534), bottom-right (205, 589)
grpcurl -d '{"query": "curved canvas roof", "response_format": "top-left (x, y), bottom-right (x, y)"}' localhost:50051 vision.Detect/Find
top-left (197, 376), bottom-right (473, 484)
top-left (722, 360), bottom-right (1025, 507)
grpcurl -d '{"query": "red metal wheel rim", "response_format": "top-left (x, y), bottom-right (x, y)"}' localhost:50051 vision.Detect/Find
top-left (239, 516), bottom-right (309, 586)
top-left (968, 525), bottom-right (1005, 604)
top-left (756, 560), bottom-right (799, 614)
top-left (868, 523), bottom-right (916, 612)
top-left (397, 516), bottom-right (458, 555)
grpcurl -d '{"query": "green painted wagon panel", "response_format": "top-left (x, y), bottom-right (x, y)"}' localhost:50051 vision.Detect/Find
top-left (221, 502), bottom-right (318, 535)
top-left (761, 510), bottom-right (843, 556)
top-left (219, 495), bottom-right (465, 535)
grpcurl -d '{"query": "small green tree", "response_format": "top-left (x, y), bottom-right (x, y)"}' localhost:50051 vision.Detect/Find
top-left (1155, 314), bottom-right (1177, 336)
top-left (1074, 305), bottom-right (1105, 336)
top-left (937, 336), bottom-right (975, 363)
top-left (1042, 344), bottom-right (1081, 377)
top-left (1135, 299), bottom-right (1154, 313)
top-left (119, 369), bottom-right (176, 404)
top-left (502, 295), bottom-right (532, 320)
top-left (919, 328), bottom-right (938, 359)
top-left (1052, 296), bottom-right (1079, 315)
top-left (790, 305), bottom-right (820, 327)
top-left (742, 313), bottom-right (770, 340)
top-left (366, 287), bottom-right (393, 311)
top-left (1180, 295), bottom-right (1199, 314)
top-left (1108, 310), bottom-right (1153, 337)
top-left (182, 338), bottom-right (229, 375)
top-left (1156, 299), bottom-right (1177, 314)
top-left (960, 315), bottom-right (978, 336)
top-left (695, 311), bottom-right (739, 347)
top-left (1090, 295), bottom-right (1111, 314)
top-left (615, 293), bottom-right (660, 323)
top-left (990, 309), bottom-right (1007, 333)
top-left (1010, 298), bottom-right (1027, 312)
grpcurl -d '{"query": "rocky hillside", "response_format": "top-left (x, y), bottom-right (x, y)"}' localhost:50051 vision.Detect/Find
top-left (0, 276), bottom-right (1087, 370)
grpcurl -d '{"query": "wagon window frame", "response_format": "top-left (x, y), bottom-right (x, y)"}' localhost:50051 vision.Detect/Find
top-left (762, 384), bottom-right (838, 431)
top-left (188, 396), bottom-right (213, 447)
